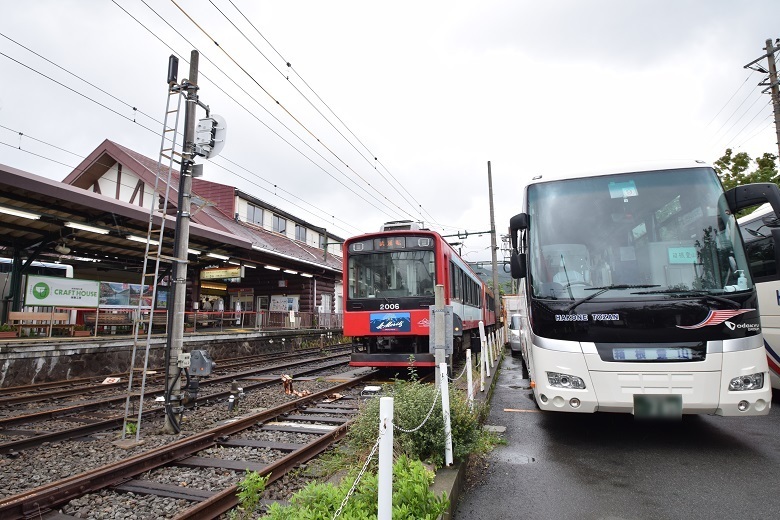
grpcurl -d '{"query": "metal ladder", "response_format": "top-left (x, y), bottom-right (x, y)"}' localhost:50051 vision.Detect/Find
top-left (120, 82), bottom-right (186, 443)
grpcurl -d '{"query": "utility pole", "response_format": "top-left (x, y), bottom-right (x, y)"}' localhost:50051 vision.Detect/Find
top-left (765, 39), bottom-right (780, 161)
top-left (487, 161), bottom-right (500, 317)
top-left (164, 50), bottom-right (199, 434)
top-left (745, 38), bottom-right (780, 161)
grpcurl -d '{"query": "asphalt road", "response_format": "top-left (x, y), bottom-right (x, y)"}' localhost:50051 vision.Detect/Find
top-left (455, 352), bottom-right (780, 520)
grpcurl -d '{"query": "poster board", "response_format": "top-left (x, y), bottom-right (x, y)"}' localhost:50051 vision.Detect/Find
top-left (24, 275), bottom-right (100, 308)
top-left (270, 295), bottom-right (299, 312)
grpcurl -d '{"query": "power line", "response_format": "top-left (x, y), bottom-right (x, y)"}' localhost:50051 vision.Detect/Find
top-left (0, 22), bottom-right (389, 232)
top-left (0, 128), bottom-right (363, 238)
top-left (724, 99), bottom-right (773, 149)
top-left (215, 0), bottom-right (443, 228)
top-left (167, 0), bottom-right (420, 221)
top-left (707, 73), bottom-right (753, 127)
top-left (0, 47), bottom-right (365, 237)
top-left (119, 0), bottom-right (408, 222)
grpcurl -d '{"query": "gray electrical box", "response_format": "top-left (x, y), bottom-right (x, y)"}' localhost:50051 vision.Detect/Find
top-left (428, 305), bottom-right (454, 355)
top-left (189, 350), bottom-right (216, 376)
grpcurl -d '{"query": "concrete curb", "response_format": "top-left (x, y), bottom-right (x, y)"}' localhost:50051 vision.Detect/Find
top-left (433, 351), bottom-right (504, 520)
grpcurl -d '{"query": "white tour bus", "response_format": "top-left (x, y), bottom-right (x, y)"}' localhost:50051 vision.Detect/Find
top-left (737, 203), bottom-right (780, 389)
top-left (507, 161), bottom-right (780, 416)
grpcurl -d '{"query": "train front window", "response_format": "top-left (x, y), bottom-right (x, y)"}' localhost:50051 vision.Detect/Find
top-left (349, 250), bottom-right (435, 298)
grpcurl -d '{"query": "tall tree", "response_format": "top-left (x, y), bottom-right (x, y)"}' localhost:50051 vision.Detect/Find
top-left (714, 148), bottom-right (779, 192)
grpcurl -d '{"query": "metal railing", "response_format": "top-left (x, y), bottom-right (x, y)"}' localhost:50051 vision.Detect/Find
top-left (0, 306), bottom-right (344, 338)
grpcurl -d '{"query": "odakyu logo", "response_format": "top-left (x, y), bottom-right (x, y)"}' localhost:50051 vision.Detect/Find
top-left (677, 309), bottom-right (755, 330)
top-left (724, 321), bottom-right (760, 332)
top-left (32, 282), bottom-right (50, 300)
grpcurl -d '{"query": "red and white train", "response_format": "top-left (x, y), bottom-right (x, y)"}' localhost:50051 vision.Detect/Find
top-left (343, 221), bottom-right (496, 368)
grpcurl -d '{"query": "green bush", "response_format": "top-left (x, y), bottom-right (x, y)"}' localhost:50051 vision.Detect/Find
top-left (263, 455), bottom-right (447, 519)
top-left (345, 378), bottom-right (483, 468)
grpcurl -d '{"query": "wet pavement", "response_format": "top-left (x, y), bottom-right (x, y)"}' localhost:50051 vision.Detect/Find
top-left (455, 351), bottom-right (780, 520)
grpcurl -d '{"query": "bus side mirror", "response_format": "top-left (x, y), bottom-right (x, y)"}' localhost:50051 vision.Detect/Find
top-left (724, 183), bottom-right (780, 217)
top-left (509, 213), bottom-right (529, 250)
top-left (510, 251), bottom-right (527, 279)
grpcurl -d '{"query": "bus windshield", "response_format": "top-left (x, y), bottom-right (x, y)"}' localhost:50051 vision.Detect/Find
top-left (348, 250), bottom-right (435, 298)
top-left (526, 167), bottom-right (750, 301)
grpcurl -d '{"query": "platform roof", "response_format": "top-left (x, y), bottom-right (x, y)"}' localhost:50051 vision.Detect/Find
top-left (0, 162), bottom-right (339, 276)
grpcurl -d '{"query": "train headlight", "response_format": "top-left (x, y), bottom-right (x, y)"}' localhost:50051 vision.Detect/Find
top-left (728, 372), bottom-right (764, 391)
top-left (547, 371), bottom-right (586, 389)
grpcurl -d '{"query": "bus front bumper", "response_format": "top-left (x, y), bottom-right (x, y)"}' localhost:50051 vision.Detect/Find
top-left (530, 347), bottom-right (772, 416)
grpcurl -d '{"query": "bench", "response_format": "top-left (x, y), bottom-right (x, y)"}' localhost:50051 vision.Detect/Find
top-left (185, 312), bottom-right (217, 329)
top-left (9, 311), bottom-right (75, 337)
top-left (138, 312), bottom-right (168, 332)
top-left (84, 312), bottom-right (134, 333)
top-left (84, 312), bottom-right (134, 327)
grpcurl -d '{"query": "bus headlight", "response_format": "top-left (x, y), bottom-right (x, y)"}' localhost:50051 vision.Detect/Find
top-left (547, 371), bottom-right (586, 389)
top-left (728, 373), bottom-right (764, 391)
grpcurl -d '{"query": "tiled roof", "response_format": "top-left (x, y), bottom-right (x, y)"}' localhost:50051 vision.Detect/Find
top-left (64, 139), bottom-right (342, 272)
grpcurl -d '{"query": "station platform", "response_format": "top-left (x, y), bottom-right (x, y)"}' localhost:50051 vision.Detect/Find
top-left (0, 327), bottom-right (343, 387)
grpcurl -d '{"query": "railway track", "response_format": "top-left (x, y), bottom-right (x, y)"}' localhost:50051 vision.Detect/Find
top-left (0, 344), bottom-right (351, 408)
top-left (0, 372), bottom-right (375, 519)
top-left (0, 351), bottom-right (353, 454)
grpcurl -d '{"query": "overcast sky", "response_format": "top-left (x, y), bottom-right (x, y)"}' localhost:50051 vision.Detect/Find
top-left (2, 1), bottom-right (780, 263)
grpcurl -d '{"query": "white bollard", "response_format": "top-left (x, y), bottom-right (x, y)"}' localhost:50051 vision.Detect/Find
top-left (480, 348), bottom-right (485, 392)
top-left (479, 321), bottom-right (491, 378)
top-left (378, 396), bottom-right (394, 520)
top-left (489, 333), bottom-right (496, 368)
top-left (466, 348), bottom-right (474, 411)
top-left (439, 362), bottom-right (453, 466)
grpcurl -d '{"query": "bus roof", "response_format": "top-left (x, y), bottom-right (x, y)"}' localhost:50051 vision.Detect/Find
top-left (524, 160), bottom-right (713, 186)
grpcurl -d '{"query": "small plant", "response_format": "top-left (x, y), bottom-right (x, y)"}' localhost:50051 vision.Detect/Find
top-left (407, 354), bottom-right (418, 381)
top-left (73, 324), bottom-right (87, 331)
top-left (0, 323), bottom-right (13, 332)
top-left (125, 421), bottom-right (138, 436)
top-left (344, 378), bottom-right (484, 468)
top-left (229, 470), bottom-right (269, 520)
top-left (264, 455), bottom-right (447, 519)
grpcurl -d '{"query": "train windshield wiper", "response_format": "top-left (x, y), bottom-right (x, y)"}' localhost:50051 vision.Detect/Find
top-left (565, 284), bottom-right (660, 312)
top-left (631, 289), bottom-right (741, 309)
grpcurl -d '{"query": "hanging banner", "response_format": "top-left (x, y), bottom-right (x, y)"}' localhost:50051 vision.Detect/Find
top-left (25, 275), bottom-right (100, 308)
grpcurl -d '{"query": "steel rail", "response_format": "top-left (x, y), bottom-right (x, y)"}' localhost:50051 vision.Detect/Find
top-left (179, 419), bottom-right (353, 519)
top-left (0, 351), bottom-right (349, 429)
top-left (0, 358), bottom-right (353, 454)
top-left (0, 372), bottom-right (374, 519)
top-left (0, 345), bottom-right (350, 406)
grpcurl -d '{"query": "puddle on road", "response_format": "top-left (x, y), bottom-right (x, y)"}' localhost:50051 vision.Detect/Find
top-left (492, 451), bottom-right (537, 465)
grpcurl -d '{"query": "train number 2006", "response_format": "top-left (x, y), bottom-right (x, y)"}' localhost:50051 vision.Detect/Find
top-left (379, 303), bottom-right (400, 310)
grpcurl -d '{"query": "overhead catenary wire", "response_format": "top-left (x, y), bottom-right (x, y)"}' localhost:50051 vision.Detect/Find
top-left (117, 0), bottom-right (407, 223)
top-left (0, 10), bottom-right (472, 239)
top-left (214, 0), bottom-right (443, 228)
top-left (0, 125), bottom-right (363, 238)
top-left (0, 29), bottom-right (372, 235)
top-left (166, 0), bottom-right (421, 222)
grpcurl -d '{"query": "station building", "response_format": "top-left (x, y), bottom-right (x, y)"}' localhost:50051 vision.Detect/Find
top-left (0, 139), bottom-right (345, 326)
